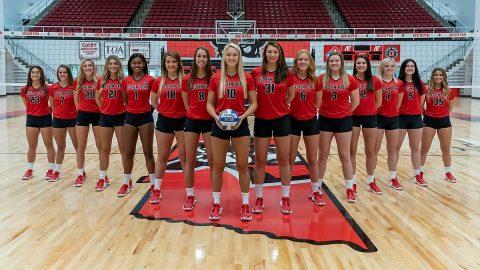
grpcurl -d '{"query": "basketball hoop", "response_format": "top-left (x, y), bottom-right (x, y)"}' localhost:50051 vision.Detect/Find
top-left (230, 38), bottom-right (241, 45)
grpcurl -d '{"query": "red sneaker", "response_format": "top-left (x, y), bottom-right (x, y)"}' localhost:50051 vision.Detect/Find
top-left (367, 179), bottom-right (383, 195)
top-left (308, 191), bottom-right (326, 206)
top-left (48, 171), bottom-right (61, 182)
top-left (353, 183), bottom-right (357, 195)
top-left (149, 189), bottom-right (161, 204)
top-left (44, 169), bottom-right (54, 180)
top-left (445, 172), bottom-right (457, 183)
top-left (150, 185), bottom-right (154, 196)
top-left (390, 177), bottom-right (404, 190)
top-left (240, 204), bottom-right (252, 221)
top-left (182, 195), bottom-right (197, 211)
top-left (346, 189), bottom-right (357, 203)
top-left (252, 197), bottom-right (264, 213)
top-left (208, 203), bottom-right (223, 220)
top-left (74, 174), bottom-right (86, 187)
top-left (95, 178), bottom-right (107, 191)
top-left (104, 176), bottom-right (110, 186)
top-left (117, 179), bottom-right (133, 197)
top-left (280, 197), bottom-right (292, 214)
top-left (413, 174), bottom-right (428, 187)
top-left (22, 169), bottom-right (34, 180)
top-left (83, 171), bottom-right (87, 180)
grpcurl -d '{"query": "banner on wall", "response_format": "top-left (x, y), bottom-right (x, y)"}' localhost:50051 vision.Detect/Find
top-left (323, 44), bottom-right (401, 62)
top-left (104, 42), bottom-right (126, 59)
top-left (79, 41), bottom-right (100, 59)
top-left (130, 42), bottom-right (150, 59)
top-left (167, 41), bottom-right (310, 59)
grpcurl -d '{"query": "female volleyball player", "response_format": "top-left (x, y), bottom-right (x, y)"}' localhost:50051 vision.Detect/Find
top-left (206, 43), bottom-right (257, 221)
top-left (149, 51), bottom-right (186, 204)
top-left (181, 47), bottom-right (213, 210)
top-left (420, 68), bottom-right (457, 183)
top-left (350, 55), bottom-right (383, 195)
top-left (397, 59), bottom-right (427, 186)
top-left (48, 64), bottom-right (78, 182)
top-left (73, 59), bottom-right (101, 187)
top-left (21, 66), bottom-right (56, 180)
top-left (374, 57), bottom-right (404, 190)
top-left (94, 55), bottom-right (125, 191)
top-left (251, 41), bottom-right (295, 214)
top-left (118, 53), bottom-right (156, 197)
top-left (289, 49), bottom-right (323, 205)
top-left (316, 52), bottom-right (359, 203)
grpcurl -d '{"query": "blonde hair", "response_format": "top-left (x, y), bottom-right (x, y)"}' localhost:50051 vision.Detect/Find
top-left (292, 49), bottom-right (316, 88)
top-left (101, 55), bottom-right (124, 88)
top-left (428, 67), bottom-right (450, 97)
top-left (378, 57), bottom-right (397, 82)
top-left (158, 51), bottom-right (184, 92)
top-left (76, 58), bottom-right (98, 92)
top-left (219, 43), bottom-right (247, 98)
top-left (323, 51), bottom-right (349, 89)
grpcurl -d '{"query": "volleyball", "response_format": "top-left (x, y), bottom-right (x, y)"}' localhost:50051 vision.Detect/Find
top-left (218, 109), bottom-right (239, 130)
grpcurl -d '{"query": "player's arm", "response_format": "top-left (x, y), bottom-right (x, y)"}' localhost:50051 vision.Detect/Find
top-left (150, 91), bottom-right (159, 110)
top-left (350, 89), bottom-right (360, 112)
top-left (448, 88), bottom-right (454, 113)
top-left (49, 96), bottom-right (55, 111)
top-left (73, 87), bottom-right (80, 109)
top-left (397, 92), bottom-right (404, 109)
top-left (315, 90), bottom-right (322, 109)
top-left (242, 90), bottom-right (257, 119)
top-left (181, 91), bottom-right (189, 112)
top-left (286, 85), bottom-right (295, 104)
top-left (375, 89), bottom-right (382, 109)
top-left (95, 88), bottom-right (103, 107)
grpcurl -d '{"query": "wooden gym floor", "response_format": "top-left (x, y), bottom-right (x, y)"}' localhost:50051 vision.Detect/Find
top-left (0, 95), bottom-right (479, 269)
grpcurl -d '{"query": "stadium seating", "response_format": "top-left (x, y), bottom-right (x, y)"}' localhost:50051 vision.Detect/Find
top-left (335, 0), bottom-right (447, 33)
top-left (142, 0), bottom-right (229, 34)
top-left (245, 0), bottom-right (335, 33)
top-left (36, 0), bottom-right (141, 32)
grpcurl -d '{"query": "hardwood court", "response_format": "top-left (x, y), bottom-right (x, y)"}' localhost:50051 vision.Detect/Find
top-left (0, 95), bottom-right (479, 269)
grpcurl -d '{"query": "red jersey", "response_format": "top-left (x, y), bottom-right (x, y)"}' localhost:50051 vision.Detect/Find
top-left (377, 79), bottom-right (404, 117)
top-left (399, 80), bottom-right (426, 115)
top-left (425, 88), bottom-right (454, 118)
top-left (122, 75), bottom-right (155, 114)
top-left (251, 67), bottom-right (294, 120)
top-left (74, 79), bottom-right (100, 113)
top-left (21, 85), bottom-right (50, 116)
top-left (290, 75), bottom-right (318, 120)
top-left (353, 76), bottom-right (382, 116)
top-left (152, 76), bottom-right (186, 118)
top-left (182, 74), bottom-right (211, 120)
top-left (49, 82), bottom-right (76, 119)
top-left (209, 72), bottom-right (255, 116)
top-left (100, 78), bottom-right (125, 115)
top-left (315, 74), bottom-right (359, 118)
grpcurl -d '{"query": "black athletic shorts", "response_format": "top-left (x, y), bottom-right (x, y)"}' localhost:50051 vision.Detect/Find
top-left (124, 111), bottom-right (153, 127)
top-left (423, 115), bottom-right (451, 129)
top-left (100, 113), bottom-right (125, 128)
top-left (399, 114), bottom-right (423, 129)
top-left (254, 115), bottom-right (290, 137)
top-left (318, 115), bottom-right (352, 133)
top-left (352, 115), bottom-right (377, 128)
top-left (155, 113), bottom-right (186, 133)
top-left (53, 117), bottom-right (76, 128)
top-left (290, 116), bottom-right (319, 136)
top-left (377, 115), bottom-right (399, 130)
top-left (76, 110), bottom-right (100, 126)
top-left (211, 119), bottom-right (250, 140)
top-left (184, 117), bottom-right (213, 134)
top-left (26, 114), bottom-right (52, 128)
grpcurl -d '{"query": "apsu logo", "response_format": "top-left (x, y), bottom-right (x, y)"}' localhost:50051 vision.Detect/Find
top-left (210, 40), bottom-right (267, 58)
top-left (384, 46), bottom-right (399, 59)
top-left (131, 142), bottom-right (377, 252)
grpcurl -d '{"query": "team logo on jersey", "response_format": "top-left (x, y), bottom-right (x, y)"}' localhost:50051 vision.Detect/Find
top-left (384, 46), bottom-right (399, 59)
top-left (131, 141), bottom-right (377, 252)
